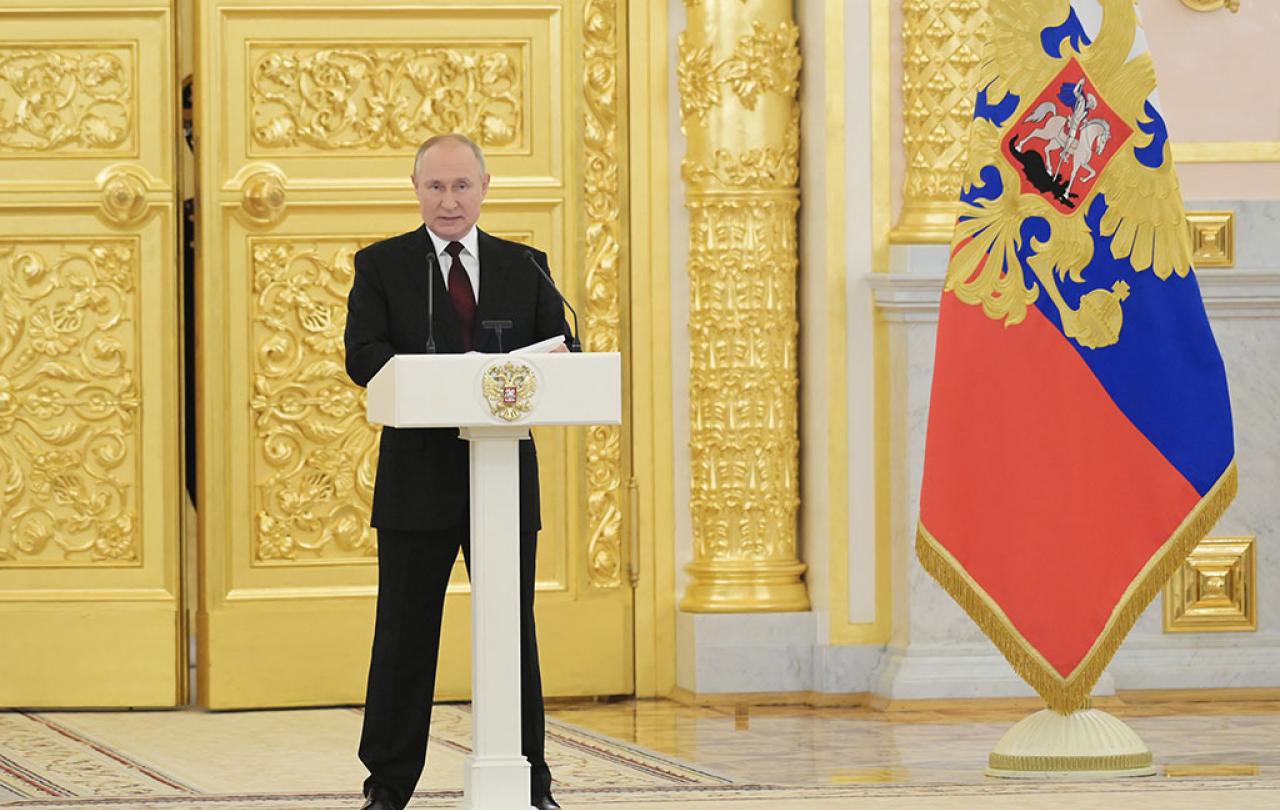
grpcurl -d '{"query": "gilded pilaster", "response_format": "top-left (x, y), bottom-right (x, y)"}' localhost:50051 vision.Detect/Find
top-left (893, 0), bottom-right (989, 242)
top-left (677, 0), bottom-right (808, 612)
top-left (582, 0), bottom-right (624, 589)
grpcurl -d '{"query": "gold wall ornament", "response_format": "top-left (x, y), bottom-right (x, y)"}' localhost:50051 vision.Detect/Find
top-left (481, 360), bottom-right (539, 422)
top-left (1186, 210), bottom-right (1235, 268)
top-left (249, 43), bottom-right (524, 153)
top-left (1164, 536), bottom-right (1256, 632)
top-left (0, 239), bottom-right (141, 565)
top-left (0, 45), bottom-right (134, 155)
top-left (582, 0), bottom-right (624, 588)
top-left (1179, 1), bottom-right (1241, 12)
top-left (240, 165), bottom-right (288, 227)
top-left (96, 164), bottom-right (152, 228)
top-left (678, 0), bottom-right (809, 613)
top-left (682, 106), bottom-right (801, 188)
top-left (893, 0), bottom-right (989, 243)
top-left (677, 18), bottom-right (802, 128)
top-left (250, 239), bottom-right (376, 562)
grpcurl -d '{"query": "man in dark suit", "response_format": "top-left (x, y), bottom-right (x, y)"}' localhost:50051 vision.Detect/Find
top-left (344, 133), bottom-right (569, 810)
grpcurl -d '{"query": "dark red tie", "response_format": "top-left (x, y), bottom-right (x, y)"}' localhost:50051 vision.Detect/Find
top-left (444, 241), bottom-right (475, 351)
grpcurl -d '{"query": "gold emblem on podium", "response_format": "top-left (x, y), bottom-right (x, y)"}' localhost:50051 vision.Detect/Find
top-left (481, 360), bottom-right (538, 421)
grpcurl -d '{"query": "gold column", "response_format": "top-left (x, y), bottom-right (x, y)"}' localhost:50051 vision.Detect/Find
top-left (892, 0), bottom-right (989, 242)
top-left (677, 0), bottom-right (808, 612)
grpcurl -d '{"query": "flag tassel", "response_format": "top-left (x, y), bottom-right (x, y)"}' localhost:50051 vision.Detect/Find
top-left (916, 460), bottom-right (1238, 714)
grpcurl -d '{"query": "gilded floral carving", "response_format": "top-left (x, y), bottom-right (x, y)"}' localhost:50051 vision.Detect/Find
top-left (582, 0), bottom-right (623, 588)
top-left (0, 47), bottom-right (133, 153)
top-left (677, 20), bottom-right (800, 128)
top-left (250, 239), bottom-right (377, 562)
top-left (0, 241), bottom-right (141, 564)
top-left (682, 107), bottom-right (800, 189)
top-left (250, 45), bottom-right (523, 153)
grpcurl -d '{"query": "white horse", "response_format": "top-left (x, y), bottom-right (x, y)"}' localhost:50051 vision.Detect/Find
top-left (1021, 101), bottom-right (1112, 201)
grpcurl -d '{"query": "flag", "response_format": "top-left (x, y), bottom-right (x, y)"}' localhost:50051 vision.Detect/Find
top-left (917, 0), bottom-right (1236, 713)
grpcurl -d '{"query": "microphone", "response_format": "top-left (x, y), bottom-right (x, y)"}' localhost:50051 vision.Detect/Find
top-left (524, 250), bottom-right (581, 352)
top-left (424, 248), bottom-right (438, 354)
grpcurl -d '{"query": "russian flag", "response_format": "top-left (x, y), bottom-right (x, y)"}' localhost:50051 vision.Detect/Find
top-left (917, 0), bottom-right (1236, 713)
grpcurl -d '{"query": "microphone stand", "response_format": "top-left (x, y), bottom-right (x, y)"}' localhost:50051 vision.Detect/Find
top-left (524, 250), bottom-right (581, 352)
top-left (425, 248), bottom-right (438, 353)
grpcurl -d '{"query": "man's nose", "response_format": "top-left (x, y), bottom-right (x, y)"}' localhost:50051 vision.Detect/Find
top-left (441, 191), bottom-right (458, 209)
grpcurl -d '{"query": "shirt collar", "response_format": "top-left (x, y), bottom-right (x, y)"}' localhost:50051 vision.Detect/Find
top-left (425, 225), bottom-right (479, 261)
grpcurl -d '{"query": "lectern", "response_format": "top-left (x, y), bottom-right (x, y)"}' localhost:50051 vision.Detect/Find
top-left (366, 351), bottom-right (621, 810)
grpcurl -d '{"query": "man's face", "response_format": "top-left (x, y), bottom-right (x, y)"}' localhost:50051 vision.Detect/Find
top-left (412, 141), bottom-right (490, 240)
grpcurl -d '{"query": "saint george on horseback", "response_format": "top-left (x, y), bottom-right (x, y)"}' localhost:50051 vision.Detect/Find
top-left (1020, 79), bottom-right (1112, 203)
top-left (1060, 79), bottom-right (1096, 175)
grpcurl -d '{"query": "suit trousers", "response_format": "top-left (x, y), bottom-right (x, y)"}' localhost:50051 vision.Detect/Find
top-left (358, 525), bottom-right (550, 809)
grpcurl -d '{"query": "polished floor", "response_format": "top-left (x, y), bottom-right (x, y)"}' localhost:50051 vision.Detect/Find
top-left (0, 698), bottom-right (1277, 808)
top-left (549, 697), bottom-right (1280, 789)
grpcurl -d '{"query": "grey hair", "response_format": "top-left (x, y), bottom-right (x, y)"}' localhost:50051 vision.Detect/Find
top-left (412, 133), bottom-right (487, 177)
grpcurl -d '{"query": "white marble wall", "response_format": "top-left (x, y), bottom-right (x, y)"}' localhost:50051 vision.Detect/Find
top-left (677, 611), bottom-right (885, 694)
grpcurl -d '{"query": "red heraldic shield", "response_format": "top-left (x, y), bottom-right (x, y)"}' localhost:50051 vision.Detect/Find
top-left (917, 0), bottom-right (1236, 713)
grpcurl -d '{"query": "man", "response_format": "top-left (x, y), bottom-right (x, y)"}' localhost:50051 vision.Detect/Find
top-left (1057, 78), bottom-right (1096, 177)
top-left (344, 133), bottom-right (569, 810)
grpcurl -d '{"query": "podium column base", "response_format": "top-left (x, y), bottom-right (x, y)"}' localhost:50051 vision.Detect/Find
top-left (459, 756), bottom-right (535, 810)
top-left (986, 707), bottom-right (1157, 779)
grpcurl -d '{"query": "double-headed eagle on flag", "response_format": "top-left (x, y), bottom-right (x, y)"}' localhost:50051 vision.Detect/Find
top-left (919, 0), bottom-right (1237, 713)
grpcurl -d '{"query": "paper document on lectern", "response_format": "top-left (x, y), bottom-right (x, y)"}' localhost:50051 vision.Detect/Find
top-left (916, 0), bottom-right (1236, 713)
top-left (511, 334), bottom-right (565, 354)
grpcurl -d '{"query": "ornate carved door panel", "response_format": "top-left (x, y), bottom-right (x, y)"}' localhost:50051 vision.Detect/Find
top-left (0, 0), bottom-right (183, 706)
top-left (195, 0), bottom-right (632, 707)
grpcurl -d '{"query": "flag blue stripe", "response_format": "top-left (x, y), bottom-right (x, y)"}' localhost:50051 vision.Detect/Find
top-left (1025, 195), bottom-right (1234, 495)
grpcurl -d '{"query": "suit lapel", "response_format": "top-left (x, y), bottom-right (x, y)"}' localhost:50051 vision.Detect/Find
top-left (401, 225), bottom-right (461, 353)
top-left (473, 229), bottom-right (512, 352)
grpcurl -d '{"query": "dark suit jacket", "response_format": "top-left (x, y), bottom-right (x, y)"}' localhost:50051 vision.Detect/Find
top-left (344, 225), bottom-right (571, 532)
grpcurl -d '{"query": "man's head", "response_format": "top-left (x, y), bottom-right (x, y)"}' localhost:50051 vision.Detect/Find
top-left (411, 134), bottom-right (490, 240)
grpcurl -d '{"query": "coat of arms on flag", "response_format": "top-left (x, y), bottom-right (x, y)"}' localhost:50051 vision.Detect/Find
top-left (918, 0), bottom-right (1237, 714)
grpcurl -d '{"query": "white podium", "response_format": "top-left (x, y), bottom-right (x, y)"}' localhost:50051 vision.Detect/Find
top-left (367, 351), bottom-right (621, 810)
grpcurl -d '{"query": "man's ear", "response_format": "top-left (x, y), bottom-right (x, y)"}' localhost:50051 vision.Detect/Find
top-left (481, 173), bottom-right (491, 196)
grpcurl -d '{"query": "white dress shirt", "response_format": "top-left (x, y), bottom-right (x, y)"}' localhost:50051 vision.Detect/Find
top-left (426, 225), bottom-right (480, 303)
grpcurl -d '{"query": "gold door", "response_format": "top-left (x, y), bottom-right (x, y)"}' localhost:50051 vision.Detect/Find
top-left (195, 0), bottom-right (633, 707)
top-left (0, 0), bottom-right (183, 706)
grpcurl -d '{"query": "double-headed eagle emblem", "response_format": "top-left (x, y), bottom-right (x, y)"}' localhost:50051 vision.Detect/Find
top-left (481, 360), bottom-right (538, 422)
top-left (949, 0), bottom-right (1193, 349)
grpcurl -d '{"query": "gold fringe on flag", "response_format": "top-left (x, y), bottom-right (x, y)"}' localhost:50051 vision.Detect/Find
top-left (916, 460), bottom-right (1237, 714)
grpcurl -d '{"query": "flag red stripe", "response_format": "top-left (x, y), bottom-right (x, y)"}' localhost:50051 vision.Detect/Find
top-left (921, 293), bottom-right (1200, 677)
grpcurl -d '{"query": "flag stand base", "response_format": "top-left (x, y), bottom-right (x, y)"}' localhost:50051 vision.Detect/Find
top-left (986, 705), bottom-right (1157, 779)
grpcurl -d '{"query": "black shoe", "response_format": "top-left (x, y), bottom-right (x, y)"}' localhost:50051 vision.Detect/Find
top-left (360, 786), bottom-right (396, 810)
top-left (532, 791), bottom-right (561, 810)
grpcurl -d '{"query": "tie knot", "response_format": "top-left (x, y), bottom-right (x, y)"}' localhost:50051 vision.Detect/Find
top-left (444, 241), bottom-right (464, 259)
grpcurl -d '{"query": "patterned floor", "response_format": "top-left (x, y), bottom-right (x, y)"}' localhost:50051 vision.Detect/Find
top-left (0, 699), bottom-right (1277, 808)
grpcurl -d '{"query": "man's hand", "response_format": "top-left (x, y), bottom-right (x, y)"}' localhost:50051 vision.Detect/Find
top-left (551, 343), bottom-right (570, 353)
